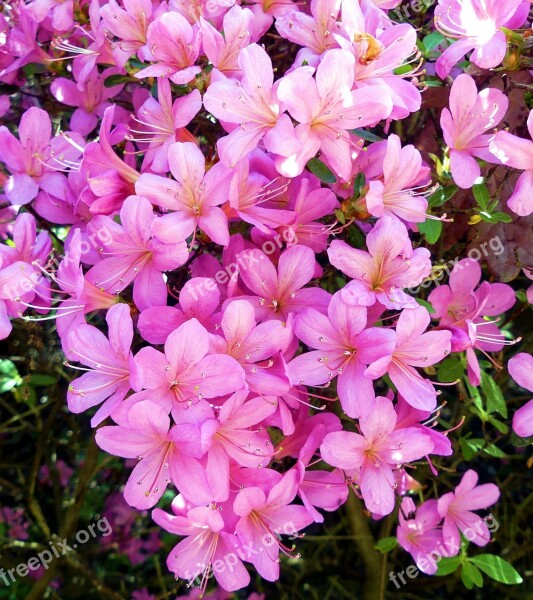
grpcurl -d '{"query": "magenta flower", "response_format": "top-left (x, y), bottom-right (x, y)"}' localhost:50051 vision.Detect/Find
top-left (233, 470), bottom-right (313, 581)
top-left (328, 215), bottom-right (431, 309)
top-left (366, 306), bottom-right (452, 412)
top-left (132, 318), bottom-right (246, 417)
top-left (135, 142), bottom-right (232, 247)
top-left (95, 400), bottom-right (212, 508)
top-left (51, 64), bottom-right (126, 136)
top-left (276, 48), bottom-right (392, 180)
top-left (130, 78), bottom-right (201, 173)
top-left (321, 397), bottom-right (434, 515)
top-left (203, 44), bottom-right (292, 168)
top-left (490, 110), bottom-right (533, 216)
top-left (200, 390), bottom-right (277, 500)
top-left (289, 290), bottom-right (396, 417)
top-left (397, 497), bottom-right (447, 574)
top-left (86, 196), bottom-right (188, 311)
top-left (440, 74), bottom-right (508, 189)
top-left (435, 0), bottom-right (527, 79)
top-left (437, 469), bottom-right (500, 548)
top-left (210, 299), bottom-right (292, 394)
top-left (200, 5), bottom-right (254, 77)
top-left (277, 177), bottom-right (339, 253)
top-left (0, 107), bottom-right (83, 205)
top-left (509, 353), bottom-right (533, 438)
top-left (229, 245), bottom-right (331, 321)
top-left (67, 303), bottom-right (134, 426)
top-left (135, 12), bottom-right (201, 84)
top-left (365, 134), bottom-right (434, 224)
top-left (153, 503), bottom-right (250, 592)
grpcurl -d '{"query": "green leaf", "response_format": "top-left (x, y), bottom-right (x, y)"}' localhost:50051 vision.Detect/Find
top-left (491, 211), bottom-right (513, 223)
top-left (374, 536), bottom-right (398, 553)
top-left (415, 298), bottom-right (435, 314)
top-left (437, 357), bottom-right (463, 383)
top-left (459, 437), bottom-right (484, 461)
top-left (348, 129), bottom-right (383, 143)
top-left (461, 564), bottom-right (475, 589)
top-left (483, 443), bottom-right (506, 458)
top-left (428, 184), bottom-right (458, 208)
top-left (462, 562), bottom-right (483, 587)
top-left (515, 289), bottom-right (530, 304)
top-left (28, 374), bottom-right (57, 387)
top-left (104, 74), bottom-right (132, 88)
top-left (481, 371), bottom-right (507, 417)
top-left (418, 218), bottom-right (443, 244)
top-left (423, 31), bottom-right (445, 52)
top-left (469, 555), bottom-right (523, 584)
top-left (472, 183), bottom-right (490, 211)
top-left (353, 172), bottom-right (366, 197)
top-left (0, 359), bottom-right (22, 394)
top-left (487, 416), bottom-right (509, 434)
top-left (436, 556), bottom-right (461, 576)
top-left (306, 158), bottom-right (337, 183)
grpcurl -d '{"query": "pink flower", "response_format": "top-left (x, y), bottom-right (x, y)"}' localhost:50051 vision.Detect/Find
top-left (200, 6), bottom-right (254, 76)
top-left (210, 299), bottom-right (292, 394)
top-left (86, 196), bottom-right (189, 311)
top-left (366, 306), bottom-right (452, 412)
top-left (434, 0), bottom-right (527, 79)
top-left (397, 497), bottom-right (447, 574)
top-left (321, 397), bottom-right (434, 515)
top-left (289, 290), bottom-right (396, 417)
top-left (233, 470), bottom-right (313, 581)
top-left (437, 469), bottom-right (500, 548)
top-left (276, 48), bottom-right (392, 179)
top-left (135, 142), bottom-right (232, 247)
top-left (132, 318), bottom-right (246, 417)
top-left (0, 107), bottom-right (83, 205)
top-left (153, 502), bottom-right (250, 592)
top-left (440, 74), bottom-right (508, 189)
top-left (229, 245), bottom-right (331, 320)
top-left (365, 134), bottom-right (434, 224)
top-left (51, 64), bottom-right (126, 135)
top-left (509, 353), bottom-right (533, 438)
top-left (490, 109), bottom-right (533, 216)
top-left (203, 44), bottom-right (293, 168)
top-left (135, 12), bottom-right (201, 84)
top-left (95, 400), bottom-right (212, 508)
top-left (328, 215), bottom-right (431, 309)
top-left (67, 303), bottom-right (134, 426)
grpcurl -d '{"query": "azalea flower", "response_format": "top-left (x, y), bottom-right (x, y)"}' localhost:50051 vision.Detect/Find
top-left (437, 469), bottom-right (500, 548)
top-left (509, 353), bottom-right (533, 438)
top-left (321, 397), bottom-right (434, 515)
top-left (490, 109), bottom-right (533, 216)
top-left (328, 215), bottom-right (431, 309)
top-left (440, 74), bottom-right (508, 189)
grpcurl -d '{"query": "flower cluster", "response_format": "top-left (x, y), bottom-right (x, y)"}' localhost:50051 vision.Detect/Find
top-left (0, 0), bottom-right (531, 595)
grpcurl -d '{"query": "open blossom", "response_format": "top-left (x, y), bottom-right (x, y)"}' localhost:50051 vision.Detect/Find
top-left (289, 289), bottom-right (396, 417)
top-left (96, 400), bottom-right (213, 508)
top-left (135, 12), bottom-right (201, 84)
top-left (490, 110), bottom-right (533, 217)
top-left (203, 44), bottom-right (294, 168)
top-left (154, 502), bottom-right (250, 592)
top-left (328, 215), bottom-right (431, 309)
top-left (321, 397), bottom-right (434, 515)
top-left (132, 318), bottom-right (246, 417)
top-left (364, 134), bottom-right (433, 223)
top-left (0, 107), bottom-right (83, 205)
top-left (508, 353), bottom-right (533, 438)
top-left (86, 196), bottom-right (189, 311)
top-left (276, 48), bottom-right (392, 180)
top-left (437, 469), bottom-right (500, 548)
top-left (136, 142), bottom-right (232, 247)
top-left (434, 0), bottom-right (527, 79)
top-left (440, 74), bottom-right (508, 189)
top-left (67, 303), bottom-right (134, 426)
